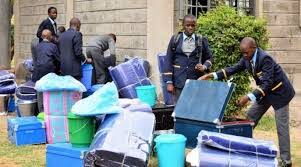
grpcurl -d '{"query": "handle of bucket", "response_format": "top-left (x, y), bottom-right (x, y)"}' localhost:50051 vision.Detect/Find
top-left (70, 120), bottom-right (90, 135)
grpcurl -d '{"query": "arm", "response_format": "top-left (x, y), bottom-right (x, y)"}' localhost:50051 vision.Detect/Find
top-left (36, 21), bottom-right (46, 39)
top-left (202, 37), bottom-right (213, 70)
top-left (215, 58), bottom-right (246, 80)
top-left (53, 45), bottom-right (61, 72)
top-left (251, 57), bottom-right (274, 100)
top-left (108, 38), bottom-right (116, 57)
top-left (108, 38), bottom-right (116, 66)
top-left (73, 32), bottom-right (86, 62)
top-left (199, 58), bottom-right (246, 80)
top-left (163, 36), bottom-right (175, 84)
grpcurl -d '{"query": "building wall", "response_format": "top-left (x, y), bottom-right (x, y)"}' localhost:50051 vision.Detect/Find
top-left (260, 0), bottom-right (301, 108)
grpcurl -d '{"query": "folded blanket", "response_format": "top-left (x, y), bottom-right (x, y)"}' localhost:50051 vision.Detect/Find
top-left (0, 70), bottom-right (15, 81)
top-left (193, 144), bottom-right (277, 167)
top-left (0, 79), bottom-right (16, 94)
top-left (198, 130), bottom-right (278, 158)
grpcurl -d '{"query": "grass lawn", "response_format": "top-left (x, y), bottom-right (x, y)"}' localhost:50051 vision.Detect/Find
top-left (1, 114), bottom-right (300, 167)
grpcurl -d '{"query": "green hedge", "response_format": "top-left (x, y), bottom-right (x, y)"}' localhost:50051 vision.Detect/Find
top-left (197, 6), bottom-right (269, 117)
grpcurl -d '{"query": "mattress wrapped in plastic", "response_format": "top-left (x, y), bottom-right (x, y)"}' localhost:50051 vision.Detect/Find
top-left (198, 130), bottom-right (278, 158)
top-left (157, 53), bottom-right (175, 106)
top-left (109, 58), bottom-right (151, 98)
top-left (195, 145), bottom-right (277, 167)
top-left (16, 80), bottom-right (37, 100)
top-left (124, 57), bottom-right (151, 77)
top-left (45, 115), bottom-right (69, 144)
top-left (84, 110), bottom-right (155, 167)
top-left (0, 79), bottom-right (16, 94)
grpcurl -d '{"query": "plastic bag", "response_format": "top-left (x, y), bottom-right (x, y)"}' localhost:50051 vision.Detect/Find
top-left (35, 73), bottom-right (86, 92)
top-left (71, 82), bottom-right (122, 116)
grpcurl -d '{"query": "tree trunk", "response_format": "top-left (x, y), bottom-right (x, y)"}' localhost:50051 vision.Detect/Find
top-left (0, 0), bottom-right (11, 68)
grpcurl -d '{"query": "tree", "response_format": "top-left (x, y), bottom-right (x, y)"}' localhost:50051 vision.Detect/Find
top-left (197, 6), bottom-right (269, 117)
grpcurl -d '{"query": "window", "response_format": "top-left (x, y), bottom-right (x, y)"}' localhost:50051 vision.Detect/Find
top-left (178, 0), bottom-right (255, 19)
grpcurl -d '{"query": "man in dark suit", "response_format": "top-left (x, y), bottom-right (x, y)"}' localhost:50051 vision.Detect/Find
top-left (163, 14), bottom-right (213, 101)
top-left (200, 37), bottom-right (295, 167)
top-left (58, 18), bottom-right (91, 80)
top-left (33, 29), bottom-right (60, 113)
top-left (32, 29), bottom-right (60, 82)
top-left (36, 7), bottom-right (58, 42)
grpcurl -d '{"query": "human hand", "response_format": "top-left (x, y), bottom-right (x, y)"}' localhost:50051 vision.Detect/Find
top-left (237, 95), bottom-right (250, 107)
top-left (86, 58), bottom-right (93, 64)
top-left (198, 73), bottom-right (213, 80)
top-left (195, 64), bottom-right (206, 72)
top-left (167, 83), bottom-right (175, 93)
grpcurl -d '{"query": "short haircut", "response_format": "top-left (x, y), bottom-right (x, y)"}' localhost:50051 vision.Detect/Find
top-left (182, 14), bottom-right (197, 24)
top-left (108, 33), bottom-right (116, 42)
top-left (58, 26), bottom-right (66, 33)
top-left (48, 7), bottom-right (57, 13)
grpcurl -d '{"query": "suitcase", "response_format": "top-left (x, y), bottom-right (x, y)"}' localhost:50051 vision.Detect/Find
top-left (85, 110), bottom-right (155, 167)
top-left (7, 116), bottom-right (46, 146)
top-left (46, 143), bottom-right (88, 167)
top-left (174, 80), bottom-right (254, 148)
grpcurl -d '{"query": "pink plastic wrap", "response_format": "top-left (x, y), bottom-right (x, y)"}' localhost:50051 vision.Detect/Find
top-left (43, 91), bottom-right (82, 116)
top-left (45, 115), bottom-right (69, 144)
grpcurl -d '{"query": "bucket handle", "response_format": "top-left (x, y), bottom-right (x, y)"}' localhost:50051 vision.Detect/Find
top-left (70, 120), bottom-right (90, 135)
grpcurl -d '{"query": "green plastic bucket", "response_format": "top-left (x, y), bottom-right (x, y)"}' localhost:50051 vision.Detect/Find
top-left (68, 112), bottom-right (95, 147)
top-left (135, 85), bottom-right (157, 107)
top-left (37, 112), bottom-right (45, 121)
top-left (154, 134), bottom-right (187, 167)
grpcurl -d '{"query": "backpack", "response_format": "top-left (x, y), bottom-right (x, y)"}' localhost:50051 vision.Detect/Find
top-left (171, 32), bottom-right (203, 63)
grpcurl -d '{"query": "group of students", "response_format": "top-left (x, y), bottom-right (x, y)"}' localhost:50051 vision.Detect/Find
top-left (164, 14), bottom-right (294, 167)
top-left (31, 7), bottom-right (116, 85)
top-left (31, 6), bottom-right (294, 166)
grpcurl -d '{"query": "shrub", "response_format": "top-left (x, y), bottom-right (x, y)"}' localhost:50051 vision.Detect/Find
top-left (197, 6), bottom-right (269, 117)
